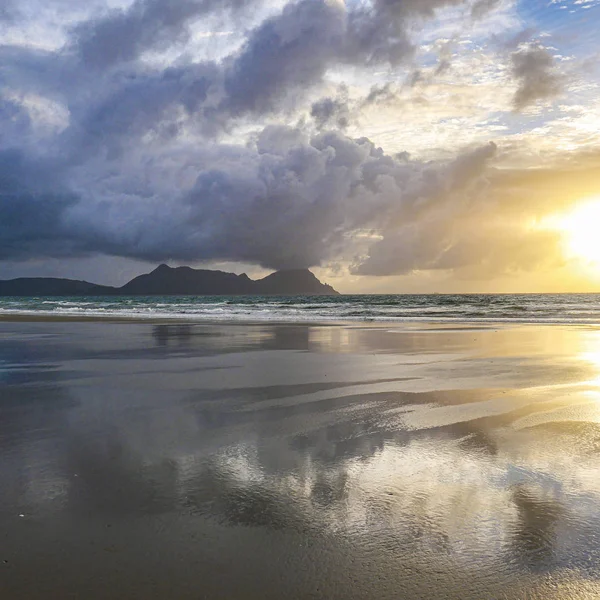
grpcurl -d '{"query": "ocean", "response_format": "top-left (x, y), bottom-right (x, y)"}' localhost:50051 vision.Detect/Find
top-left (2, 293), bottom-right (600, 323)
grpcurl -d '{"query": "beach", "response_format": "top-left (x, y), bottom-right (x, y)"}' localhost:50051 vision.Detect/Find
top-left (2, 319), bottom-right (600, 599)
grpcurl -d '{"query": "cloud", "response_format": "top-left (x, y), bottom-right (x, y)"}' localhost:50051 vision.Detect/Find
top-left (61, 128), bottom-right (411, 270)
top-left (67, 62), bottom-right (221, 158)
top-left (0, 0), bottom-right (596, 285)
top-left (71, 0), bottom-right (250, 70)
top-left (511, 44), bottom-right (563, 111)
top-left (0, 0), bottom-right (22, 23)
top-left (4, 0), bottom-right (478, 159)
top-left (355, 141), bottom-right (503, 275)
top-left (471, 0), bottom-right (502, 20)
top-left (494, 27), bottom-right (535, 50)
top-left (221, 0), bottom-right (345, 119)
top-left (354, 145), bottom-right (600, 278)
top-left (311, 88), bottom-right (350, 130)
top-left (355, 214), bottom-right (563, 278)
top-left (343, 0), bottom-right (467, 67)
top-left (363, 83), bottom-right (397, 105)
top-left (0, 150), bottom-right (79, 260)
top-left (0, 97), bottom-right (31, 142)
top-left (0, 121), bottom-right (512, 274)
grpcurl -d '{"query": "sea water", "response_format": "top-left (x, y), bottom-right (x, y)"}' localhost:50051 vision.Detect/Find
top-left (2, 293), bottom-right (600, 323)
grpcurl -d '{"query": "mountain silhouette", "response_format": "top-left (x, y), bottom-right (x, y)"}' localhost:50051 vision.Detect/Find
top-left (0, 265), bottom-right (339, 296)
top-left (0, 278), bottom-right (115, 296)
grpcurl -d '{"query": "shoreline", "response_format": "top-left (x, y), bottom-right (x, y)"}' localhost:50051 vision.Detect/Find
top-left (2, 312), bottom-right (600, 330)
top-left (0, 313), bottom-right (355, 325)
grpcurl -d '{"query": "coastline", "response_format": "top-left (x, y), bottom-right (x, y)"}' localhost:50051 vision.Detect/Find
top-left (2, 311), bottom-right (600, 330)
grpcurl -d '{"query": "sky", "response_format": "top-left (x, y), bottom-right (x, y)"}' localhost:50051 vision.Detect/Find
top-left (1, 0), bottom-right (600, 293)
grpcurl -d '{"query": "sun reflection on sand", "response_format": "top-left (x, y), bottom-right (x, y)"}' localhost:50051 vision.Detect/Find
top-left (4, 322), bottom-right (600, 598)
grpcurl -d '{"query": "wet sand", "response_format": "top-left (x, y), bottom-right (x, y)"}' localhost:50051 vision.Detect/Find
top-left (2, 320), bottom-right (600, 599)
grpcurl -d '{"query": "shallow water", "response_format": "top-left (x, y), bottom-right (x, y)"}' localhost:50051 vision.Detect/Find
top-left (2, 321), bottom-right (600, 599)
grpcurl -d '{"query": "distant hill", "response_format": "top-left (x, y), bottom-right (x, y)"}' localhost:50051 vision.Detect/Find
top-left (253, 269), bottom-right (337, 295)
top-left (0, 278), bottom-right (116, 296)
top-left (0, 265), bottom-right (339, 296)
top-left (120, 264), bottom-right (255, 295)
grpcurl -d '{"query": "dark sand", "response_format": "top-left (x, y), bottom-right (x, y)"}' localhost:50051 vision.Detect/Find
top-left (2, 320), bottom-right (600, 599)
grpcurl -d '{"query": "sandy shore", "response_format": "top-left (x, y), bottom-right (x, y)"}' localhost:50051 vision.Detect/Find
top-left (0, 313), bottom-right (359, 325)
top-left (2, 319), bottom-right (600, 599)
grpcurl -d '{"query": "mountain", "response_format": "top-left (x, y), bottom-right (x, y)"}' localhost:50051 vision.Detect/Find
top-left (0, 278), bottom-right (116, 296)
top-left (253, 269), bottom-right (338, 295)
top-left (0, 265), bottom-right (339, 296)
top-left (121, 264), bottom-right (339, 295)
top-left (120, 264), bottom-right (256, 295)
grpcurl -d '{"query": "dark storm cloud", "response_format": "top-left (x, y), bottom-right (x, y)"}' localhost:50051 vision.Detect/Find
top-left (60, 129), bottom-right (408, 270)
top-left (69, 62), bottom-right (220, 158)
top-left (0, 150), bottom-right (79, 260)
top-left (54, 131), bottom-right (513, 273)
top-left (1, 0), bottom-right (566, 279)
top-left (221, 0), bottom-right (345, 118)
top-left (511, 44), bottom-right (563, 111)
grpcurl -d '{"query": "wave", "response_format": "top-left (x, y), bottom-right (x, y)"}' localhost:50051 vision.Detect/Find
top-left (2, 294), bottom-right (600, 324)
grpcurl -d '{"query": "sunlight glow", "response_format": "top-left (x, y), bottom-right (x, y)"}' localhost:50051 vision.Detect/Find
top-left (560, 199), bottom-right (600, 266)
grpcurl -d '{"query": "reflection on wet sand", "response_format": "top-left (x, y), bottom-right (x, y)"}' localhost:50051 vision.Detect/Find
top-left (511, 484), bottom-right (564, 572)
top-left (153, 324), bottom-right (194, 347)
top-left (2, 321), bottom-right (600, 598)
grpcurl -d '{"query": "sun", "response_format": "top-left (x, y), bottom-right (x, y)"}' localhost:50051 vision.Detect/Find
top-left (560, 199), bottom-right (600, 265)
